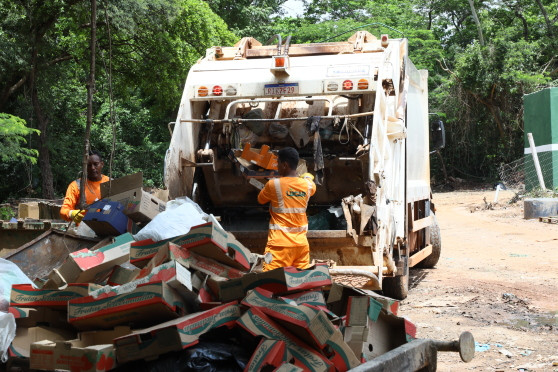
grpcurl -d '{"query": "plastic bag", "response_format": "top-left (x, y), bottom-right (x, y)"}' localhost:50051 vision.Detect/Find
top-left (133, 197), bottom-right (207, 242)
top-left (0, 312), bottom-right (16, 363)
top-left (0, 258), bottom-right (34, 312)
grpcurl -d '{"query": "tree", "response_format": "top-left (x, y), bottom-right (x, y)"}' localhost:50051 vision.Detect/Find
top-left (0, 113), bottom-right (40, 164)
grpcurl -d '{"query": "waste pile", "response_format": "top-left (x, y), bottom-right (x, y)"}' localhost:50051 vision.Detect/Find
top-left (0, 173), bottom-right (417, 372)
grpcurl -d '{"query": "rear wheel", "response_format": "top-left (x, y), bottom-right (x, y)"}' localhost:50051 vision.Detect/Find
top-left (416, 214), bottom-right (441, 268)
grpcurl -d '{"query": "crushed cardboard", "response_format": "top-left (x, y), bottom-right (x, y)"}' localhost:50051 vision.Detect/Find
top-left (101, 172), bottom-right (166, 222)
top-left (29, 326), bottom-right (131, 372)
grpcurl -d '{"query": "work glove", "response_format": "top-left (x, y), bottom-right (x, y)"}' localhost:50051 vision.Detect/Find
top-left (69, 209), bottom-right (85, 224)
top-left (300, 172), bottom-right (314, 181)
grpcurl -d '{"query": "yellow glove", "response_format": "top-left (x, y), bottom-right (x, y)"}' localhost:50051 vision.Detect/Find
top-left (69, 209), bottom-right (85, 223)
top-left (300, 172), bottom-right (314, 181)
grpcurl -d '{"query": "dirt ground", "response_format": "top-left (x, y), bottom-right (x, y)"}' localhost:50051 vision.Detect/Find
top-left (400, 188), bottom-right (558, 371)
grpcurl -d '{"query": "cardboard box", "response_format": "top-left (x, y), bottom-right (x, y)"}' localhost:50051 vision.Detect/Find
top-left (8, 307), bottom-right (69, 329)
top-left (18, 202), bottom-right (39, 219)
top-left (10, 283), bottom-right (101, 309)
top-left (183, 223), bottom-right (251, 271)
top-left (101, 173), bottom-right (166, 222)
top-left (133, 240), bottom-right (247, 281)
top-left (83, 200), bottom-right (138, 236)
top-left (242, 288), bottom-right (336, 349)
top-left (241, 289), bottom-right (360, 371)
top-left (342, 308), bottom-right (416, 362)
top-left (106, 263), bottom-right (140, 286)
top-left (216, 264), bottom-right (331, 302)
top-left (281, 290), bottom-right (326, 308)
top-left (29, 327), bottom-right (131, 372)
top-left (273, 363), bottom-right (304, 372)
top-left (327, 283), bottom-right (399, 317)
top-left (56, 233), bottom-right (134, 284)
top-left (114, 302), bottom-right (241, 364)
top-left (245, 339), bottom-right (287, 372)
top-left (346, 296), bottom-right (371, 326)
top-left (89, 258), bottom-right (195, 304)
top-left (8, 326), bottom-right (76, 359)
top-left (129, 234), bottom-right (195, 268)
top-left (236, 308), bottom-right (335, 372)
top-left (68, 281), bottom-right (186, 331)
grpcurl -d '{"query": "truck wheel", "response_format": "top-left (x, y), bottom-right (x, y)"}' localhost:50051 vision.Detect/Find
top-left (416, 214), bottom-right (441, 268)
top-left (382, 274), bottom-right (408, 300)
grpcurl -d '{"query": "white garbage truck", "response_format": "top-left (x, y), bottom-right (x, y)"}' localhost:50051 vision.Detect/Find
top-left (164, 31), bottom-right (444, 299)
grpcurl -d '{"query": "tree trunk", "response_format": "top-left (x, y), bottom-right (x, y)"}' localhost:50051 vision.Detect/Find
top-left (534, 0), bottom-right (555, 39)
top-left (467, 0), bottom-right (485, 46)
top-left (29, 50), bottom-right (54, 199)
top-left (79, 0), bottom-right (97, 209)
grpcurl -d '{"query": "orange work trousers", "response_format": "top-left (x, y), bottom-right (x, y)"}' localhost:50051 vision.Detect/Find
top-left (262, 243), bottom-right (310, 271)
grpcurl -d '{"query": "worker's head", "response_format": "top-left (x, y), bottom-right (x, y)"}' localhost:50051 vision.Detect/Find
top-left (277, 147), bottom-right (299, 177)
top-left (87, 150), bottom-right (104, 181)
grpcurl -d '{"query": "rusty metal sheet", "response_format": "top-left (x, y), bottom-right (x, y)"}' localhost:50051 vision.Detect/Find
top-left (2, 229), bottom-right (108, 280)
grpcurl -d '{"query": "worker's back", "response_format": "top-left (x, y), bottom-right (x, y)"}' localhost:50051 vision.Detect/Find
top-left (258, 177), bottom-right (315, 247)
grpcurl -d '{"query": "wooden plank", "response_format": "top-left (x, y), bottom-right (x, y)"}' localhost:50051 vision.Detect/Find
top-left (411, 215), bottom-right (433, 232)
top-left (409, 245), bottom-right (433, 267)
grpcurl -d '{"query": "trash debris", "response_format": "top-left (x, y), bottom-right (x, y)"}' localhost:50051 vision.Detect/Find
top-left (499, 348), bottom-right (514, 358)
top-left (0, 312), bottom-right (16, 363)
top-left (475, 342), bottom-right (491, 352)
top-left (1, 196), bottom-right (474, 371)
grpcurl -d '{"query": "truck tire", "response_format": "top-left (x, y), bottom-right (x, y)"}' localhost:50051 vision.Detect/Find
top-left (416, 214), bottom-right (441, 268)
top-left (382, 274), bottom-right (408, 300)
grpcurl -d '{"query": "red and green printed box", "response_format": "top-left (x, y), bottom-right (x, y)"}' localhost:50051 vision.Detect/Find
top-left (114, 302), bottom-right (241, 364)
top-left (242, 289), bottom-right (360, 371)
top-left (236, 307), bottom-right (335, 372)
top-left (245, 339), bottom-right (288, 372)
top-left (29, 326), bottom-right (131, 372)
top-left (68, 281), bottom-right (185, 331)
top-left (10, 283), bottom-right (101, 309)
top-left (57, 233), bottom-right (133, 284)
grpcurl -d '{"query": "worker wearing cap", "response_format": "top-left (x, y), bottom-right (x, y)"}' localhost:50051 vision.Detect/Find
top-left (60, 150), bottom-right (109, 223)
top-left (258, 147), bottom-right (316, 271)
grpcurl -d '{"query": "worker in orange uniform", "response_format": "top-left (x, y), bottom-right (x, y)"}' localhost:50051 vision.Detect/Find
top-left (258, 147), bottom-right (316, 271)
top-left (60, 150), bottom-right (109, 223)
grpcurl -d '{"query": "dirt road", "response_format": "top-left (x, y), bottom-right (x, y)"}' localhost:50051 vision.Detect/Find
top-left (401, 189), bottom-right (558, 371)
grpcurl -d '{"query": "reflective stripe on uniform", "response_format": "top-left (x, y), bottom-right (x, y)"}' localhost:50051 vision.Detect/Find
top-left (271, 206), bottom-right (307, 213)
top-left (269, 224), bottom-right (309, 233)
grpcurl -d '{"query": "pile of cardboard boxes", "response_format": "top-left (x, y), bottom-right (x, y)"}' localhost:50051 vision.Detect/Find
top-left (4, 173), bottom-right (417, 372)
top-left (5, 217), bottom-right (416, 372)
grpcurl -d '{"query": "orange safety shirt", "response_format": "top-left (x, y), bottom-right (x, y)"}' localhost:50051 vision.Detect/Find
top-left (60, 175), bottom-right (110, 221)
top-left (257, 176), bottom-right (316, 247)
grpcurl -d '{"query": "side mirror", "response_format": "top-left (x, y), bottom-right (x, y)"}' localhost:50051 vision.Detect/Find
top-left (430, 119), bottom-right (445, 151)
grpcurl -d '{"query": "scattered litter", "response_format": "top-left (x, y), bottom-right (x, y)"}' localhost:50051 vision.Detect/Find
top-left (475, 342), bottom-right (491, 352)
top-left (509, 254), bottom-right (528, 257)
top-left (520, 350), bottom-right (533, 356)
top-left (499, 348), bottom-right (514, 358)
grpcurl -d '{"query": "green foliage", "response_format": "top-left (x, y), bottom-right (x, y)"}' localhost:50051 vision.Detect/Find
top-left (0, 113), bottom-right (40, 164)
top-left (0, 205), bottom-right (14, 220)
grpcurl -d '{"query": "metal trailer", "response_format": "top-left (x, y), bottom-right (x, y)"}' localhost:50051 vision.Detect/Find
top-left (164, 31), bottom-right (445, 300)
top-left (349, 332), bottom-right (475, 371)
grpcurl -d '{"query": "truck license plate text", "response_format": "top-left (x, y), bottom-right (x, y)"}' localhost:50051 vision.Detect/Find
top-left (264, 83), bottom-right (299, 96)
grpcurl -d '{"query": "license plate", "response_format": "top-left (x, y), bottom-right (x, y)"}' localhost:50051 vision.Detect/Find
top-left (264, 83), bottom-right (299, 96)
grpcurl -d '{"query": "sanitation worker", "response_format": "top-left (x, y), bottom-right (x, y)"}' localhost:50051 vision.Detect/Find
top-left (257, 147), bottom-right (316, 271)
top-left (60, 150), bottom-right (109, 223)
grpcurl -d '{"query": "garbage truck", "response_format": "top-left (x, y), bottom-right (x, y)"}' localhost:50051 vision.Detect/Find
top-left (164, 31), bottom-right (445, 300)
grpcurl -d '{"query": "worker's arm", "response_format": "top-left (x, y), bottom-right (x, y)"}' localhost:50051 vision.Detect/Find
top-left (257, 180), bottom-right (273, 204)
top-left (59, 181), bottom-right (79, 221)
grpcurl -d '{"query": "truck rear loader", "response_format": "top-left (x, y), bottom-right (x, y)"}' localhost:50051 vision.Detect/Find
top-left (164, 31), bottom-right (445, 300)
